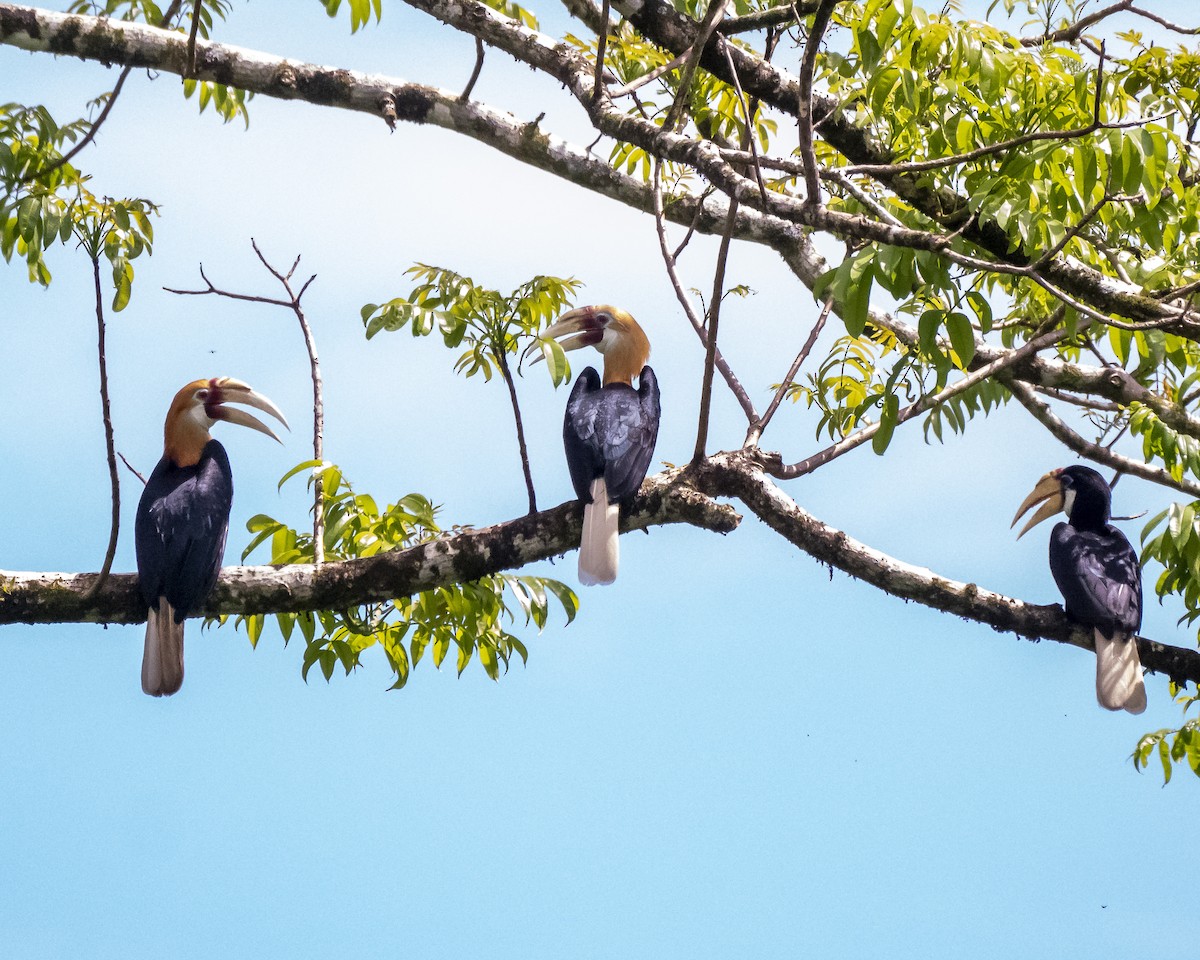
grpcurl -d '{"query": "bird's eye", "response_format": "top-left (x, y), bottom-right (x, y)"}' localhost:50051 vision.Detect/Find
top-left (196, 389), bottom-right (209, 401)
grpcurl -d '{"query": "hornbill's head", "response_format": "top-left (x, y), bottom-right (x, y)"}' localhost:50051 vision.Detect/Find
top-left (1011, 465), bottom-right (1112, 538)
top-left (164, 377), bottom-right (289, 466)
top-left (524, 304), bottom-right (650, 385)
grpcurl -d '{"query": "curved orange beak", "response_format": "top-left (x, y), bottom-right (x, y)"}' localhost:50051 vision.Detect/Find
top-left (1011, 470), bottom-right (1064, 539)
top-left (206, 377), bottom-right (289, 443)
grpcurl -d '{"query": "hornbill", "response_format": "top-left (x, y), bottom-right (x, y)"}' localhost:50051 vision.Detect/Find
top-left (526, 305), bottom-right (660, 585)
top-left (135, 378), bottom-right (287, 696)
top-left (1012, 465), bottom-right (1147, 714)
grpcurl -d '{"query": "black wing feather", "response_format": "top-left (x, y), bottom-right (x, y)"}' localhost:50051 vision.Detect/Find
top-left (602, 365), bottom-right (660, 502)
top-left (1048, 521), bottom-right (1141, 639)
top-left (135, 439), bottom-right (234, 620)
top-left (564, 367), bottom-right (604, 502)
top-left (563, 365), bottom-right (661, 504)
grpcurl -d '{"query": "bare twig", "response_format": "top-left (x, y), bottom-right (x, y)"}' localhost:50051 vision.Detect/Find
top-left (693, 194), bottom-right (740, 464)
top-left (746, 295), bottom-right (832, 446)
top-left (118, 452), bottom-right (147, 485)
top-left (718, 2), bottom-right (817, 34)
top-left (19, 0), bottom-right (184, 183)
top-left (82, 255), bottom-right (120, 600)
top-left (166, 240), bottom-right (326, 564)
top-left (497, 350), bottom-right (538, 513)
top-left (1032, 385), bottom-right (1121, 413)
top-left (460, 37), bottom-right (485, 101)
top-left (1020, 0), bottom-right (1130, 46)
top-left (20, 70), bottom-right (132, 183)
top-left (796, 0), bottom-right (838, 206)
top-left (607, 52), bottom-right (688, 98)
top-left (592, 0), bottom-right (610, 102)
top-left (186, 0), bottom-right (203, 77)
top-left (651, 162), bottom-right (758, 423)
top-left (721, 44), bottom-right (768, 206)
top-left (663, 0), bottom-right (730, 133)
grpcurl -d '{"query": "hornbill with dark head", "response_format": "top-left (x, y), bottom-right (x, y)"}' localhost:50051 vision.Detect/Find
top-left (1012, 465), bottom-right (1146, 714)
top-left (527, 305), bottom-right (660, 585)
top-left (135, 377), bottom-right (287, 696)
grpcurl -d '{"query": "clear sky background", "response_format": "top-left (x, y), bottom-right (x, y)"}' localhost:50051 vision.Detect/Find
top-left (1, 2), bottom-right (1197, 958)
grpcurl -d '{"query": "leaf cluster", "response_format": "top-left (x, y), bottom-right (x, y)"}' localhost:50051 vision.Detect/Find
top-left (362, 264), bottom-right (582, 386)
top-left (1132, 685), bottom-right (1200, 784)
top-left (1, 104), bottom-right (157, 306)
top-left (231, 461), bottom-right (578, 689)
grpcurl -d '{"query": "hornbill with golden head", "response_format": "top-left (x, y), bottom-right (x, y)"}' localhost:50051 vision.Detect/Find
top-left (527, 305), bottom-right (660, 585)
top-left (1012, 465), bottom-right (1146, 714)
top-left (135, 378), bottom-right (287, 696)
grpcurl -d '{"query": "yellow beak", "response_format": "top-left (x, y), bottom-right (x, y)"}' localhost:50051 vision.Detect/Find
top-left (208, 378), bottom-right (290, 443)
top-left (1011, 471), bottom-right (1064, 539)
top-left (521, 307), bottom-right (603, 365)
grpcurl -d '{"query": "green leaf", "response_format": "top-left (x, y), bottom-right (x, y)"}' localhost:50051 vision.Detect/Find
top-left (945, 313), bottom-right (975, 368)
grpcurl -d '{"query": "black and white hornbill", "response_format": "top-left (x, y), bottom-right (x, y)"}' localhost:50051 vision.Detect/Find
top-left (527, 305), bottom-right (660, 585)
top-left (1012, 465), bottom-right (1147, 714)
top-left (135, 378), bottom-right (287, 696)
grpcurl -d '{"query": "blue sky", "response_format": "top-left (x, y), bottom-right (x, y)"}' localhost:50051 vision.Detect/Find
top-left (2, 2), bottom-right (1197, 958)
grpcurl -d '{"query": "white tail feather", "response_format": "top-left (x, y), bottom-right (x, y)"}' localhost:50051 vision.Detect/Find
top-left (143, 597), bottom-right (185, 697)
top-left (1094, 628), bottom-right (1146, 715)
top-left (579, 477), bottom-right (620, 586)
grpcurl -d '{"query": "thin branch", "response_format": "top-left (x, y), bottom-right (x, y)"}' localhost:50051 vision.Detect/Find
top-left (693, 192), bottom-right (739, 463)
top-left (774, 324), bottom-right (1072, 479)
top-left (721, 43), bottom-right (768, 206)
top-left (251, 240), bottom-right (324, 565)
top-left (1006, 378), bottom-right (1200, 498)
top-left (185, 0), bottom-right (202, 77)
top-left (1032, 385), bottom-right (1121, 413)
top-left (118, 452), bottom-right (147, 485)
top-left (1020, 0), bottom-right (1131, 46)
top-left (460, 37), bottom-right (485, 101)
top-left (81, 255), bottom-right (120, 601)
top-left (796, 0), bottom-right (837, 206)
top-left (1127, 4), bottom-right (1200, 37)
top-left (745, 295), bottom-right (831, 446)
top-left (607, 51), bottom-right (687, 98)
top-left (663, 0), bottom-right (730, 133)
top-left (718, 2), bottom-right (817, 34)
top-left (18, 0), bottom-right (184, 183)
top-left (497, 350), bottom-right (538, 513)
top-left (20, 69), bottom-right (131, 183)
top-left (166, 241), bottom-right (326, 564)
top-left (592, 0), bottom-right (610, 102)
top-left (651, 162), bottom-right (759, 423)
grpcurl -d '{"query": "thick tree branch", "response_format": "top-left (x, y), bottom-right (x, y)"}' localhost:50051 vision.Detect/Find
top-left (1005, 378), bottom-right (1200, 499)
top-left (3, 2), bottom-right (1191, 335)
top-left (693, 451), bottom-right (1200, 686)
top-left (0, 467), bottom-right (739, 625)
top-left (8, 448), bottom-right (1200, 686)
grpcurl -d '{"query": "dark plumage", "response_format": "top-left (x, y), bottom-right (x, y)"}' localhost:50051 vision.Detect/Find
top-left (136, 439), bottom-right (233, 627)
top-left (564, 366), bottom-right (661, 506)
top-left (134, 378), bottom-right (287, 696)
top-left (526, 305), bottom-right (660, 585)
top-left (1013, 465), bottom-right (1146, 713)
